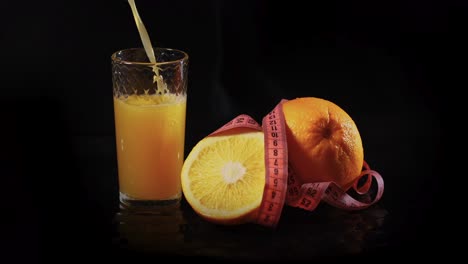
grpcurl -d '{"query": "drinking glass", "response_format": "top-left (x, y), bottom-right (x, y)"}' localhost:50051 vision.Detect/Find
top-left (111, 47), bottom-right (189, 206)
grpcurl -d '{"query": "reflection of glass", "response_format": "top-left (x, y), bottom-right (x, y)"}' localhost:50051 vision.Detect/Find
top-left (111, 48), bottom-right (189, 206)
top-left (114, 203), bottom-right (186, 255)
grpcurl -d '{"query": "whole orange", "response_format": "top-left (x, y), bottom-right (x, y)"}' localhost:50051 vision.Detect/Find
top-left (282, 97), bottom-right (364, 190)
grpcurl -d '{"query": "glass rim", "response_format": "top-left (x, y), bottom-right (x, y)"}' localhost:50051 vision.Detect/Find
top-left (111, 47), bottom-right (189, 66)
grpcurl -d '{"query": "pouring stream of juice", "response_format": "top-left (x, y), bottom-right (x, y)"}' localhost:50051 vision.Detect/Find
top-left (127, 0), bottom-right (167, 93)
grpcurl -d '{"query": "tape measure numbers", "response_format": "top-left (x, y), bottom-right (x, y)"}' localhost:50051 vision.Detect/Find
top-left (256, 102), bottom-right (289, 227)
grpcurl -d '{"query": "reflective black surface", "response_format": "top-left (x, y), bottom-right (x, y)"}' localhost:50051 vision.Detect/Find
top-left (113, 200), bottom-right (389, 261)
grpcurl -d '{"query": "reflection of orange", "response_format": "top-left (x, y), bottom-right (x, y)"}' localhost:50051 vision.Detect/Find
top-left (283, 97), bottom-right (364, 190)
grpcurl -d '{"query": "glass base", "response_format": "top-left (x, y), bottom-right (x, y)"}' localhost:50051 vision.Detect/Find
top-left (119, 192), bottom-right (181, 208)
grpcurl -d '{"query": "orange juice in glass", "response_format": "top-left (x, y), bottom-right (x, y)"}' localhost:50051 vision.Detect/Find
top-left (112, 48), bottom-right (188, 206)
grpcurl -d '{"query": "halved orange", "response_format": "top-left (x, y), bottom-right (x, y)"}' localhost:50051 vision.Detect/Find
top-left (181, 128), bottom-right (265, 225)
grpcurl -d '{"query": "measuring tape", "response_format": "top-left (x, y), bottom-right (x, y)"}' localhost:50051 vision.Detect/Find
top-left (210, 100), bottom-right (384, 228)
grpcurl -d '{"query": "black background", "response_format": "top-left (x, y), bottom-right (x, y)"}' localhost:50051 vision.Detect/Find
top-left (1, 0), bottom-right (453, 262)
